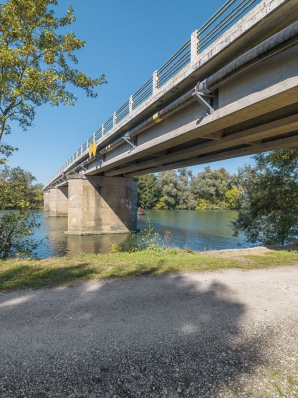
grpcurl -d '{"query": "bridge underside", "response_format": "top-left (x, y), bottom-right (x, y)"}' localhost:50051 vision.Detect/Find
top-left (84, 45), bottom-right (298, 178)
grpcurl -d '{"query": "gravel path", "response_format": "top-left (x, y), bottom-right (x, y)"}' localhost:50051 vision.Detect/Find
top-left (1, 265), bottom-right (298, 397)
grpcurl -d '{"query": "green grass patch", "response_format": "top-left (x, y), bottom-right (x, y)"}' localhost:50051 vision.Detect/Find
top-left (243, 250), bottom-right (298, 268)
top-left (1, 249), bottom-right (298, 291)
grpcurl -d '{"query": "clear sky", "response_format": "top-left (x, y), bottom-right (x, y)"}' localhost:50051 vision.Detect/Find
top-left (6, 0), bottom-right (253, 184)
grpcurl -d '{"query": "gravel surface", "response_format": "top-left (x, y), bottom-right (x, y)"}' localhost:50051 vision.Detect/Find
top-left (1, 265), bottom-right (298, 397)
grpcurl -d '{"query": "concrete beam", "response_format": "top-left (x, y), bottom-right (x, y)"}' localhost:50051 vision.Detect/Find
top-left (125, 134), bottom-right (298, 177)
top-left (85, 77), bottom-right (298, 176)
top-left (104, 114), bottom-right (298, 176)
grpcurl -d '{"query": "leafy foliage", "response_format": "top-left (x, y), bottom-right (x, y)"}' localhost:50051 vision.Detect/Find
top-left (157, 170), bottom-right (180, 209)
top-left (137, 167), bottom-right (239, 210)
top-left (137, 174), bottom-right (160, 209)
top-left (0, 165), bottom-right (43, 258)
top-left (0, 165), bottom-right (43, 209)
top-left (112, 220), bottom-right (162, 253)
top-left (231, 148), bottom-right (298, 246)
top-left (0, 0), bottom-right (105, 140)
top-left (0, 211), bottom-right (40, 258)
top-left (224, 186), bottom-right (242, 208)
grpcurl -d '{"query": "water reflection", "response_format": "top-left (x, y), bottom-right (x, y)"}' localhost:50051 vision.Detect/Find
top-left (138, 210), bottom-right (243, 252)
top-left (41, 213), bottom-right (130, 257)
top-left (6, 209), bottom-right (246, 258)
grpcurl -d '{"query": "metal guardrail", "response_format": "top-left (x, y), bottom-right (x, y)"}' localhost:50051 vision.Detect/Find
top-left (197, 0), bottom-right (260, 52)
top-left (158, 39), bottom-right (191, 87)
top-left (44, 0), bottom-right (261, 189)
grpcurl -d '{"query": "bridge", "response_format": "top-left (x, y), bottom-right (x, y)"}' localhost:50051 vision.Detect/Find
top-left (43, 0), bottom-right (298, 235)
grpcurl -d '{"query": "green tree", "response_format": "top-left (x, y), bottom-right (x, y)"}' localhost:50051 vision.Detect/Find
top-left (0, 0), bottom-right (105, 257)
top-left (0, 165), bottom-right (43, 258)
top-left (137, 174), bottom-right (160, 209)
top-left (191, 166), bottom-right (238, 208)
top-left (0, 165), bottom-right (43, 209)
top-left (31, 182), bottom-right (44, 208)
top-left (224, 185), bottom-right (241, 208)
top-left (232, 148), bottom-right (298, 246)
top-left (157, 170), bottom-right (179, 209)
top-left (177, 168), bottom-right (197, 209)
top-left (0, 0), bottom-right (105, 142)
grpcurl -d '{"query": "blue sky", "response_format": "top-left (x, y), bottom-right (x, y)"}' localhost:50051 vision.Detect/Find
top-left (6, 0), bottom-right (253, 184)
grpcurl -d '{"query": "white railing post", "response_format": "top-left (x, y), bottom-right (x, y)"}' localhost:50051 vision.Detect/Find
top-left (113, 112), bottom-right (117, 127)
top-left (93, 133), bottom-right (96, 142)
top-left (191, 29), bottom-right (199, 64)
top-left (153, 70), bottom-right (159, 95)
top-left (81, 145), bottom-right (83, 154)
top-left (102, 123), bottom-right (105, 135)
top-left (129, 95), bottom-right (133, 113)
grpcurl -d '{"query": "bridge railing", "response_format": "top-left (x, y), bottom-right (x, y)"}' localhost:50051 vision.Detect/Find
top-left (44, 0), bottom-right (261, 189)
top-left (198, 0), bottom-right (259, 52)
top-left (158, 39), bottom-right (192, 88)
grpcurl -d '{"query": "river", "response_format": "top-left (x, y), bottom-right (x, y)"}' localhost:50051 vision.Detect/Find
top-left (25, 209), bottom-right (248, 258)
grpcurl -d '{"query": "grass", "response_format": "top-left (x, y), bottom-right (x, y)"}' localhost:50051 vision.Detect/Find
top-left (0, 249), bottom-right (298, 291)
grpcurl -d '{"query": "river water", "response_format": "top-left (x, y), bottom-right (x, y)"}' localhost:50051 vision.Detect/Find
top-left (27, 209), bottom-right (248, 258)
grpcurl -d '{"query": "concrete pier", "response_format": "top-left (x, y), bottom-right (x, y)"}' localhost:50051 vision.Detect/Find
top-left (43, 191), bottom-right (50, 212)
top-left (65, 175), bottom-right (137, 235)
top-left (48, 187), bottom-right (68, 217)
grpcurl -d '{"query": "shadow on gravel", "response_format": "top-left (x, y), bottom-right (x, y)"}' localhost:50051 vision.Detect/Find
top-left (0, 274), bottom-right (268, 397)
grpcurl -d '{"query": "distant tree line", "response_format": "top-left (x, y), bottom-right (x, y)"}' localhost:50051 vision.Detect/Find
top-left (0, 165), bottom-right (43, 210)
top-left (137, 167), bottom-right (241, 210)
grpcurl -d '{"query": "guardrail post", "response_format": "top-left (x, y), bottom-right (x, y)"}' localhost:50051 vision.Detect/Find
top-left (102, 124), bottom-right (105, 135)
top-left (191, 29), bottom-right (199, 64)
top-left (81, 145), bottom-right (83, 154)
top-left (153, 70), bottom-right (159, 95)
top-left (129, 95), bottom-right (133, 113)
top-left (113, 112), bottom-right (117, 127)
top-left (93, 133), bottom-right (96, 143)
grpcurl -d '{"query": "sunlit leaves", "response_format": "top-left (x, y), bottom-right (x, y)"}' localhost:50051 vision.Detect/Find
top-left (0, 0), bottom-right (106, 140)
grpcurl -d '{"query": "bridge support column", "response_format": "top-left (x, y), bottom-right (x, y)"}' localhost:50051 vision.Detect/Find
top-left (47, 187), bottom-right (68, 216)
top-left (43, 191), bottom-right (50, 212)
top-left (66, 175), bottom-right (137, 235)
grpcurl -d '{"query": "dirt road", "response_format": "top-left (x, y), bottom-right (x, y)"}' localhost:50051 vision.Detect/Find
top-left (1, 265), bottom-right (297, 397)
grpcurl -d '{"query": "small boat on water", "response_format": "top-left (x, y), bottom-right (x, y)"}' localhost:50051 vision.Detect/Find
top-left (138, 212), bottom-right (146, 215)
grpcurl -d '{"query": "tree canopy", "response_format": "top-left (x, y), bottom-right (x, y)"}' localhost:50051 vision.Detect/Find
top-left (0, 0), bottom-right (105, 142)
top-left (0, 165), bottom-right (43, 258)
top-left (232, 147), bottom-right (298, 246)
top-left (137, 167), bottom-right (240, 210)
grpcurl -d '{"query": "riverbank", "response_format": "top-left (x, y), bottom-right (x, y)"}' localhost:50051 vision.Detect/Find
top-left (1, 246), bottom-right (298, 291)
